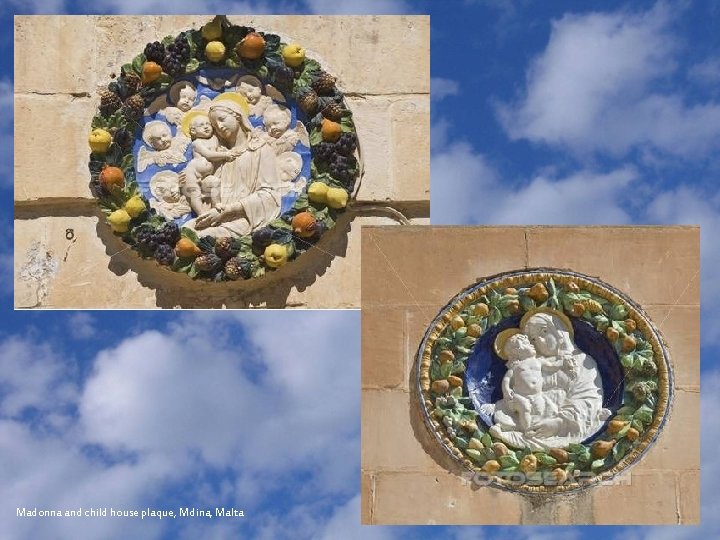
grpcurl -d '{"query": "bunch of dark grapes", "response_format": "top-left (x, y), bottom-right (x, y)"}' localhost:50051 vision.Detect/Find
top-left (144, 41), bottom-right (166, 64)
top-left (335, 133), bottom-right (357, 157)
top-left (328, 154), bottom-right (356, 184)
top-left (313, 142), bottom-right (335, 164)
top-left (113, 127), bottom-right (132, 151)
top-left (162, 35), bottom-right (192, 77)
top-left (135, 222), bottom-right (180, 254)
top-left (154, 244), bottom-right (176, 266)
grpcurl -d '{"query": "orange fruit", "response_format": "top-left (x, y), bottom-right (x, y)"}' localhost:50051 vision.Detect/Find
top-left (175, 238), bottom-right (201, 258)
top-left (141, 61), bottom-right (162, 84)
top-left (321, 118), bottom-right (342, 142)
top-left (100, 166), bottom-right (124, 190)
top-left (237, 32), bottom-right (265, 59)
top-left (291, 212), bottom-right (317, 238)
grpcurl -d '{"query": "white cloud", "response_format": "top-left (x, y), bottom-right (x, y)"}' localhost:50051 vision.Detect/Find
top-left (314, 495), bottom-right (396, 540)
top-left (0, 79), bottom-right (13, 188)
top-left (431, 78), bottom-right (460, 102)
top-left (7, 0), bottom-right (65, 13)
top-left (688, 57), bottom-right (720, 86)
top-left (431, 139), bottom-right (635, 225)
top-left (497, 4), bottom-right (720, 159)
top-left (305, 0), bottom-right (411, 13)
top-left (67, 313), bottom-right (97, 340)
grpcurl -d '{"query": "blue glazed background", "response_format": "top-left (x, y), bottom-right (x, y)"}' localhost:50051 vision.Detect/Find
top-left (132, 68), bottom-right (311, 226)
top-left (466, 315), bottom-right (624, 443)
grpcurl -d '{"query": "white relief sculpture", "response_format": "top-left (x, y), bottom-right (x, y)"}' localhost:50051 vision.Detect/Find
top-left (182, 94), bottom-right (283, 238)
top-left (262, 103), bottom-right (310, 155)
top-left (181, 112), bottom-right (237, 215)
top-left (235, 75), bottom-right (273, 117)
top-left (137, 121), bottom-right (190, 172)
top-left (148, 170), bottom-right (192, 219)
top-left (276, 151), bottom-right (307, 197)
top-left (483, 308), bottom-right (611, 450)
top-left (160, 82), bottom-right (211, 125)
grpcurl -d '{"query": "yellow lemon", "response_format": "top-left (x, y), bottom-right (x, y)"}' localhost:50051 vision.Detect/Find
top-left (326, 187), bottom-right (348, 209)
top-left (205, 41), bottom-right (226, 63)
top-left (108, 209), bottom-right (131, 233)
top-left (124, 195), bottom-right (146, 218)
top-left (282, 43), bottom-right (306, 67)
top-left (264, 243), bottom-right (288, 268)
top-left (307, 182), bottom-right (329, 204)
top-left (89, 128), bottom-right (112, 154)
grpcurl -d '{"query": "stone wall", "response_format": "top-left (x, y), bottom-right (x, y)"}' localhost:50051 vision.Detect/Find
top-left (14, 15), bottom-right (429, 308)
top-left (361, 226), bottom-right (700, 525)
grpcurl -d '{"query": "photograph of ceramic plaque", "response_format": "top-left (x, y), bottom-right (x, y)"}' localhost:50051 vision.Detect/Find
top-left (88, 16), bottom-right (359, 281)
top-left (417, 268), bottom-right (672, 493)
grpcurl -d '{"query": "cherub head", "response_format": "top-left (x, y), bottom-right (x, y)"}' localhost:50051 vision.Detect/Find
top-left (150, 171), bottom-right (181, 202)
top-left (277, 151), bottom-right (302, 181)
top-left (189, 114), bottom-right (214, 140)
top-left (237, 78), bottom-right (263, 104)
top-left (504, 333), bottom-right (536, 364)
top-left (142, 121), bottom-right (173, 151)
top-left (264, 104), bottom-right (292, 138)
top-left (177, 85), bottom-right (197, 112)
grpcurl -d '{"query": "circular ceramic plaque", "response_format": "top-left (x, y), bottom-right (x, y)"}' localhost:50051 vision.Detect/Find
top-left (416, 269), bottom-right (672, 493)
top-left (88, 16), bottom-right (360, 281)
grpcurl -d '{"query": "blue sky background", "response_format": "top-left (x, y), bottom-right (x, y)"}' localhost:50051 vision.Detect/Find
top-left (3, 0), bottom-right (718, 538)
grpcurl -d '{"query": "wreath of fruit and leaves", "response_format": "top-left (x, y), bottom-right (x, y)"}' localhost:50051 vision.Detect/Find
top-left (87, 16), bottom-right (360, 281)
top-left (419, 273), bottom-right (669, 492)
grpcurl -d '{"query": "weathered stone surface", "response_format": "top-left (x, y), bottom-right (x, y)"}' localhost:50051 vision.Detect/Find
top-left (361, 226), bottom-right (528, 308)
top-left (361, 389), bottom-right (440, 472)
top-left (15, 216), bottom-right (155, 309)
top-left (390, 97), bottom-right (430, 201)
top-left (372, 471), bottom-right (522, 525)
top-left (14, 16), bottom-right (98, 94)
top-left (362, 306), bottom-right (407, 389)
top-left (678, 470), bottom-right (700, 524)
top-left (527, 226), bottom-right (700, 306)
top-left (591, 471), bottom-right (679, 524)
top-left (94, 17), bottom-right (161, 80)
top-left (644, 305), bottom-right (700, 389)
top-left (14, 94), bottom-right (94, 201)
top-left (361, 471), bottom-right (373, 525)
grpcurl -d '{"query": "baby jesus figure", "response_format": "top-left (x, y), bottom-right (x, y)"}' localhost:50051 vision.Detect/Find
top-left (137, 121), bottom-right (190, 172)
top-left (181, 114), bottom-right (238, 215)
top-left (489, 333), bottom-right (568, 438)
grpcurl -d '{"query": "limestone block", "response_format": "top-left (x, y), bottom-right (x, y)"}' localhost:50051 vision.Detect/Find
top-left (644, 305), bottom-right (700, 389)
top-left (14, 16), bottom-right (98, 94)
top-left (350, 97), bottom-right (393, 201)
top-left (390, 97), bottom-right (430, 201)
top-left (361, 226), bottom-right (528, 308)
top-left (361, 389), bottom-right (440, 472)
top-left (14, 93), bottom-right (94, 201)
top-left (15, 216), bottom-right (155, 309)
top-left (372, 471), bottom-right (522, 525)
top-left (527, 227), bottom-right (700, 306)
top-left (638, 388), bottom-right (700, 471)
top-left (149, 15), bottom-right (429, 96)
top-left (362, 306), bottom-right (407, 389)
top-left (678, 470), bottom-right (700, 524)
top-left (93, 16), bottom-right (161, 81)
top-left (361, 471), bottom-right (373, 524)
top-left (591, 471), bottom-right (679, 524)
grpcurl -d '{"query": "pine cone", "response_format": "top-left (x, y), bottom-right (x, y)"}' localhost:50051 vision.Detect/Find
top-left (321, 101), bottom-right (343, 122)
top-left (124, 94), bottom-right (145, 120)
top-left (196, 253), bottom-right (223, 274)
top-left (120, 72), bottom-right (141, 96)
top-left (224, 257), bottom-right (251, 281)
top-left (312, 71), bottom-right (336, 95)
top-left (214, 237), bottom-right (240, 260)
top-left (98, 89), bottom-right (122, 117)
top-left (298, 89), bottom-right (319, 115)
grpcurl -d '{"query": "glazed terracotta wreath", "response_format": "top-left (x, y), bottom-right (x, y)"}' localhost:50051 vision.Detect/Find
top-left (88, 16), bottom-right (359, 280)
top-left (417, 269), bottom-right (672, 493)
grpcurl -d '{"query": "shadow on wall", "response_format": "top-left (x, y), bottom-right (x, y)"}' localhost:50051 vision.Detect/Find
top-left (96, 208), bottom-right (353, 308)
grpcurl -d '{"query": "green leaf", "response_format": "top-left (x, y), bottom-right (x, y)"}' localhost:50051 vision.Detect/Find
top-left (180, 227), bottom-right (199, 243)
top-left (535, 453), bottom-right (558, 467)
top-left (567, 443), bottom-right (586, 454)
top-left (439, 362), bottom-right (452, 379)
top-left (631, 418), bottom-right (645, 432)
top-left (620, 354), bottom-right (634, 368)
top-left (184, 59), bottom-right (199, 74)
top-left (487, 306), bottom-right (502, 327)
top-left (340, 114), bottom-right (355, 133)
top-left (187, 261), bottom-right (199, 279)
top-left (617, 405), bottom-right (636, 416)
top-left (591, 458), bottom-right (606, 472)
top-left (161, 34), bottom-right (176, 47)
top-left (480, 432), bottom-right (492, 448)
top-left (131, 53), bottom-right (146, 76)
top-left (309, 129), bottom-right (323, 146)
top-left (269, 218), bottom-right (292, 231)
top-left (498, 454), bottom-right (519, 468)
top-left (634, 404), bottom-right (654, 424)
